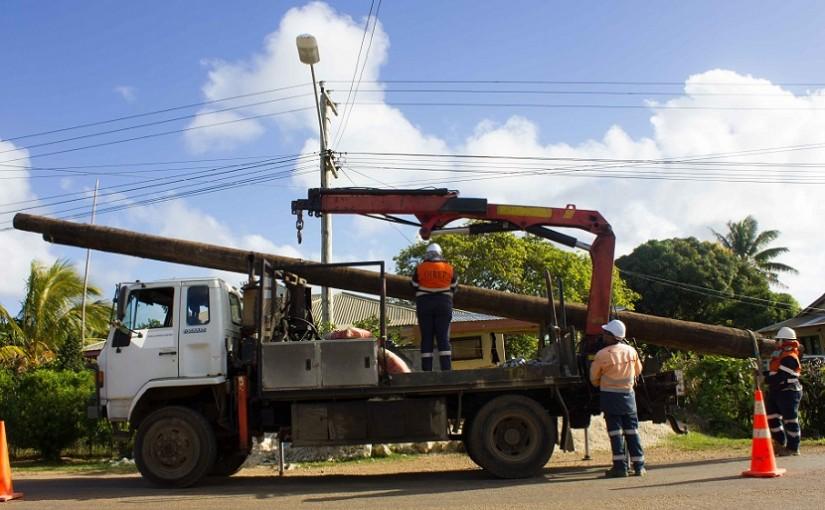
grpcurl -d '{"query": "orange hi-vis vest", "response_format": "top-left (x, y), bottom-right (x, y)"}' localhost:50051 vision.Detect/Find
top-left (412, 261), bottom-right (457, 297)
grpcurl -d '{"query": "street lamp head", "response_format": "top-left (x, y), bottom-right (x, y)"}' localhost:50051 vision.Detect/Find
top-left (296, 34), bottom-right (320, 65)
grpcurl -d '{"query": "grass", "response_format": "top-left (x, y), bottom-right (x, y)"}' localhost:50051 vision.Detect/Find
top-left (11, 458), bottom-right (137, 475)
top-left (663, 432), bottom-right (752, 452)
top-left (663, 431), bottom-right (825, 451)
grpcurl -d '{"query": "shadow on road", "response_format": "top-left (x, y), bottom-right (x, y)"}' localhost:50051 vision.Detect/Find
top-left (13, 455), bottom-right (755, 503)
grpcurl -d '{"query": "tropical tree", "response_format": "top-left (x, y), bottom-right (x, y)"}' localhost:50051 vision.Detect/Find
top-left (395, 233), bottom-right (640, 359)
top-left (616, 237), bottom-right (799, 329)
top-left (0, 259), bottom-right (110, 370)
top-left (711, 215), bottom-right (798, 285)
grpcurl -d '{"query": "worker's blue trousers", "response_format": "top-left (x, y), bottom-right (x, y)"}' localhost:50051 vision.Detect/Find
top-left (416, 293), bottom-right (453, 371)
top-left (604, 413), bottom-right (644, 473)
top-left (601, 391), bottom-right (644, 473)
top-left (766, 389), bottom-right (802, 451)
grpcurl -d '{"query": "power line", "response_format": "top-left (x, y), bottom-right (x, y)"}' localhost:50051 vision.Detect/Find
top-left (0, 154), bottom-right (314, 212)
top-left (329, 79), bottom-right (825, 87)
top-left (332, 0), bottom-right (375, 150)
top-left (0, 154), bottom-right (304, 208)
top-left (3, 106), bottom-right (315, 163)
top-left (0, 93), bottom-right (314, 156)
top-left (366, 87), bottom-right (820, 98)
top-left (4, 83), bottom-right (310, 143)
top-left (618, 268), bottom-right (818, 313)
top-left (352, 100), bottom-right (825, 112)
top-left (0, 164), bottom-right (318, 231)
top-left (331, 0), bottom-right (382, 149)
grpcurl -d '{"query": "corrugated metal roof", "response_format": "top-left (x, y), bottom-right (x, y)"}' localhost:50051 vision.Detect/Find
top-left (312, 292), bottom-right (502, 327)
top-left (758, 312), bottom-right (825, 333)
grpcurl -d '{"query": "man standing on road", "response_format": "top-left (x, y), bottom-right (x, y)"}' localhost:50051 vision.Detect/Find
top-left (590, 319), bottom-right (646, 478)
top-left (766, 326), bottom-right (803, 456)
top-left (411, 243), bottom-right (457, 371)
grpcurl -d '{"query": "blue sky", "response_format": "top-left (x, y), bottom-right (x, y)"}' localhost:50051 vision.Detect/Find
top-left (2, 1), bottom-right (824, 314)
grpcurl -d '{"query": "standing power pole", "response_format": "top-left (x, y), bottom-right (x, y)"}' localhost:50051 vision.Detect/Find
top-left (319, 80), bottom-right (338, 326)
top-left (80, 179), bottom-right (100, 343)
top-left (297, 34), bottom-right (339, 327)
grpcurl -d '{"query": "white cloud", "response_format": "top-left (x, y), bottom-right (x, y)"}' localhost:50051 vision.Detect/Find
top-left (0, 141), bottom-right (56, 305)
top-left (185, 1), bottom-right (389, 151)
top-left (187, 3), bottom-right (825, 308)
top-left (114, 85), bottom-right (136, 103)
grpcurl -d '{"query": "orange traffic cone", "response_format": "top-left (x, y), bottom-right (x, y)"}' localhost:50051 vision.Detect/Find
top-left (0, 421), bottom-right (23, 502)
top-left (742, 389), bottom-right (785, 478)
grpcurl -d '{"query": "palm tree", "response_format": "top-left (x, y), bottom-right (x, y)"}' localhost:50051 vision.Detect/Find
top-left (711, 215), bottom-right (798, 285)
top-left (0, 259), bottom-right (110, 370)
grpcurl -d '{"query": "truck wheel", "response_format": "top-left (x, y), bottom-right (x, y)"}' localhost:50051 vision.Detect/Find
top-left (134, 406), bottom-right (217, 487)
top-left (462, 416), bottom-right (482, 466)
top-left (467, 395), bottom-right (555, 479)
top-left (210, 449), bottom-right (248, 477)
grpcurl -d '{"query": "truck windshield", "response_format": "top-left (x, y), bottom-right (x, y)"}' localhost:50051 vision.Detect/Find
top-left (124, 287), bottom-right (175, 329)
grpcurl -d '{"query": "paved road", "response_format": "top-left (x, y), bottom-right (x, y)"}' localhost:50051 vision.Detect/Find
top-left (9, 453), bottom-right (825, 509)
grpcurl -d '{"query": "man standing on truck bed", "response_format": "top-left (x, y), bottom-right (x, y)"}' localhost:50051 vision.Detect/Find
top-left (411, 243), bottom-right (458, 371)
top-left (590, 319), bottom-right (646, 477)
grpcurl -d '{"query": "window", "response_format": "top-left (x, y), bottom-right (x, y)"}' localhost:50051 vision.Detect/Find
top-left (451, 336), bottom-right (484, 361)
top-left (229, 292), bottom-right (242, 326)
top-left (800, 334), bottom-right (823, 355)
top-left (124, 287), bottom-right (174, 330)
top-left (186, 286), bottom-right (211, 326)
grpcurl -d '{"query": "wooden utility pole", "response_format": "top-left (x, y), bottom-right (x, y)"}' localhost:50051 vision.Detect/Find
top-left (14, 212), bottom-right (771, 358)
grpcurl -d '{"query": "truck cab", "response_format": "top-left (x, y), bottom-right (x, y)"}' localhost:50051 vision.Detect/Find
top-left (98, 278), bottom-right (242, 422)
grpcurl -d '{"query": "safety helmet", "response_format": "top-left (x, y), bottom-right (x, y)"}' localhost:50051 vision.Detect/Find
top-left (775, 326), bottom-right (797, 341)
top-left (602, 319), bottom-right (627, 340)
top-left (424, 243), bottom-right (443, 261)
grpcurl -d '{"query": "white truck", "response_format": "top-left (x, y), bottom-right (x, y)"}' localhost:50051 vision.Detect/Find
top-left (91, 260), bottom-right (681, 487)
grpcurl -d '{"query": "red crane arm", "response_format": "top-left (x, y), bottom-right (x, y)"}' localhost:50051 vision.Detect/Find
top-left (292, 188), bottom-right (615, 337)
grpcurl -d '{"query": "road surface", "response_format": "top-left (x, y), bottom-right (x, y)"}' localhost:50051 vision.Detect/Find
top-left (9, 450), bottom-right (825, 509)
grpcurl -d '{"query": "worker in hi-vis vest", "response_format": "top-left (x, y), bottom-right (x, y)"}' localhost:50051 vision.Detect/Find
top-left (766, 326), bottom-right (803, 456)
top-left (411, 243), bottom-right (458, 371)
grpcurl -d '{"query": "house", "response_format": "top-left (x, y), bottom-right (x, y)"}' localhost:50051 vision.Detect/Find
top-left (313, 292), bottom-right (538, 369)
top-left (758, 292), bottom-right (825, 355)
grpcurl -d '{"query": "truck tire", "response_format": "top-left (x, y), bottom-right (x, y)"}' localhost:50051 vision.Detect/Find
top-left (210, 450), bottom-right (248, 477)
top-left (462, 416), bottom-right (482, 466)
top-left (134, 406), bottom-right (217, 487)
top-left (467, 395), bottom-right (555, 479)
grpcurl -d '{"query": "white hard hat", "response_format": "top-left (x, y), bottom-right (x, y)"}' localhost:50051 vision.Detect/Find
top-left (602, 319), bottom-right (627, 339)
top-left (775, 326), bottom-right (797, 340)
top-left (424, 243), bottom-right (443, 260)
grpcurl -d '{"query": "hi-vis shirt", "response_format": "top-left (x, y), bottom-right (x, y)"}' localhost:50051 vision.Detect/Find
top-left (768, 343), bottom-right (802, 392)
top-left (411, 261), bottom-right (458, 297)
top-left (590, 342), bottom-right (643, 393)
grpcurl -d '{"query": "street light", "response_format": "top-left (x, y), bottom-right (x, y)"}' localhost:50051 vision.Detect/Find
top-left (296, 33), bottom-right (335, 327)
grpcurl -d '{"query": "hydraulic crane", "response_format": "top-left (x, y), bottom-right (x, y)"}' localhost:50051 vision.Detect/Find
top-left (293, 187), bottom-right (615, 352)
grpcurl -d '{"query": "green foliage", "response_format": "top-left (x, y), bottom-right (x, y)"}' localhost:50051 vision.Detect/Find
top-left (0, 259), bottom-right (110, 370)
top-left (54, 334), bottom-right (85, 371)
top-left (711, 215), bottom-right (798, 286)
top-left (617, 237), bottom-right (799, 329)
top-left (394, 233), bottom-right (638, 307)
top-left (351, 316), bottom-right (410, 347)
top-left (800, 358), bottom-right (825, 439)
top-left (3, 369), bottom-right (95, 460)
top-left (504, 334), bottom-right (539, 360)
top-left (666, 354), bottom-right (755, 437)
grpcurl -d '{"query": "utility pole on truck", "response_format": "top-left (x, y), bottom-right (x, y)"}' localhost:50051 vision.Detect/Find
top-left (296, 33), bottom-right (340, 327)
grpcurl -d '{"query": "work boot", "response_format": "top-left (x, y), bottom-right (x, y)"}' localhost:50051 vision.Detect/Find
top-left (634, 467), bottom-right (647, 477)
top-left (604, 467), bottom-right (628, 478)
top-left (775, 446), bottom-right (792, 457)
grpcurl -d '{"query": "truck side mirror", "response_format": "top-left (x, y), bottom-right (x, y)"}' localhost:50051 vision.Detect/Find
top-left (112, 323), bottom-right (132, 348)
top-left (116, 285), bottom-right (129, 321)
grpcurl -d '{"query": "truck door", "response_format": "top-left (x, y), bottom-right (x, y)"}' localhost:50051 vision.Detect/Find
top-left (178, 282), bottom-right (224, 377)
top-left (105, 285), bottom-right (179, 402)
